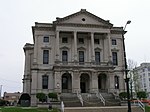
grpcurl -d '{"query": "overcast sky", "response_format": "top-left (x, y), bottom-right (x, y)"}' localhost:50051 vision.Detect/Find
top-left (0, 0), bottom-right (150, 95)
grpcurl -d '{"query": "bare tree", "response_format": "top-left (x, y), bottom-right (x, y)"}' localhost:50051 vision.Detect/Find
top-left (127, 59), bottom-right (139, 99)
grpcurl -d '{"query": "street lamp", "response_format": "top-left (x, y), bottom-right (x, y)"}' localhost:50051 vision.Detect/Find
top-left (122, 20), bottom-right (131, 112)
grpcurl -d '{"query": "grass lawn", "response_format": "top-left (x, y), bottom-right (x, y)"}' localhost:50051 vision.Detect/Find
top-left (0, 107), bottom-right (59, 112)
top-left (145, 106), bottom-right (150, 112)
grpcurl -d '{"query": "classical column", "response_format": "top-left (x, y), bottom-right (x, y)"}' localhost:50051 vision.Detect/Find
top-left (107, 33), bottom-right (112, 62)
top-left (31, 70), bottom-right (38, 106)
top-left (33, 36), bottom-right (38, 64)
top-left (91, 71), bottom-right (98, 93)
top-left (74, 31), bottom-right (77, 61)
top-left (55, 31), bottom-right (60, 61)
top-left (54, 71), bottom-right (61, 93)
top-left (107, 72), bottom-right (115, 93)
top-left (72, 70), bottom-right (80, 93)
top-left (91, 32), bottom-right (95, 62)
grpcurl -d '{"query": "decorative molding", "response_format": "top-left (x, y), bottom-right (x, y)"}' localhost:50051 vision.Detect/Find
top-left (55, 23), bottom-right (110, 29)
top-left (94, 47), bottom-right (102, 51)
top-left (41, 46), bottom-right (51, 49)
top-left (32, 26), bottom-right (55, 31)
top-left (111, 48), bottom-right (119, 51)
top-left (60, 46), bottom-right (70, 50)
top-left (77, 46), bottom-right (86, 50)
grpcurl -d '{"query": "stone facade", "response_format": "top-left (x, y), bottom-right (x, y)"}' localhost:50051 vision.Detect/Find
top-left (23, 9), bottom-right (126, 106)
top-left (134, 63), bottom-right (150, 98)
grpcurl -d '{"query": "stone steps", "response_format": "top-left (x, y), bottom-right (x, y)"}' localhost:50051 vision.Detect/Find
top-left (64, 106), bottom-right (143, 112)
top-left (81, 93), bottom-right (104, 107)
top-left (60, 93), bottom-right (121, 107)
top-left (60, 93), bottom-right (82, 107)
top-left (101, 92), bottom-right (121, 106)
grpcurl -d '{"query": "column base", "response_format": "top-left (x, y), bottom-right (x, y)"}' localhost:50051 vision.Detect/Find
top-left (54, 88), bottom-right (61, 93)
top-left (90, 88), bottom-right (98, 93)
top-left (72, 88), bottom-right (80, 93)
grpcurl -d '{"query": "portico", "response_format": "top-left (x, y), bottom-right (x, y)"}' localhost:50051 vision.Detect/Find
top-left (55, 30), bottom-right (111, 63)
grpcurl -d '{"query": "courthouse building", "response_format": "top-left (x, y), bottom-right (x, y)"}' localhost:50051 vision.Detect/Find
top-left (23, 9), bottom-right (126, 106)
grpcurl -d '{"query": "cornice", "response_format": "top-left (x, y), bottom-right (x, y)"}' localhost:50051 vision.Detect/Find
top-left (54, 23), bottom-right (111, 29)
top-left (32, 26), bottom-right (55, 31)
top-left (23, 43), bottom-right (34, 51)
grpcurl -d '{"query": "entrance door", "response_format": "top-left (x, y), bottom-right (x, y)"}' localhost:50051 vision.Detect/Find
top-left (98, 73), bottom-right (107, 92)
top-left (80, 82), bottom-right (86, 93)
top-left (62, 73), bottom-right (72, 93)
top-left (80, 73), bottom-right (90, 93)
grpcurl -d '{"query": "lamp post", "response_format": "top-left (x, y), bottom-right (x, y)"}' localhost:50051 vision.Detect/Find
top-left (122, 20), bottom-right (131, 112)
top-left (0, 85), bottom-right (2, 99)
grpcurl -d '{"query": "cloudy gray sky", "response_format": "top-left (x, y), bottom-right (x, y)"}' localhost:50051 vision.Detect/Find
top-left (0, 0), bottom-right (150, 95)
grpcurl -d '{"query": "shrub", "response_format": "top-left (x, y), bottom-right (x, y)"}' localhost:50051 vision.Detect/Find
top-left (48, 93), bottom-right (58, 101)
top-left (137, 91), bottom-right (147, 99)
top-left (0, 99), bottom-right (7, 106)
top-left (119, 92), bottom-right (127, 100)
top-left (36, 93), bottom-right (46, 103)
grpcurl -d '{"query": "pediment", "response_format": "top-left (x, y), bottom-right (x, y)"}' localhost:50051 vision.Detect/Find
top-left (54, 9), bottom-right (113, 27)
top-left (60, 46), bottom-right (70, 50)
top-left (77, 46), bottom-right (86, 50)
top-left (95, 47), bottom-right (101, 51)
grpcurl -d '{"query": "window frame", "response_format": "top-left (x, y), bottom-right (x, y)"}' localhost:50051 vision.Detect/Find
top-left (79, 51), bottom-right (84, 64)
top-left (95, 51), bottom-right (100, 64)
top-left (42, 75), bottom-right (48, 89)
top-left (62, 50), bottom-right (68, 62)
top-left (78, 38), bottom-right (84, 44)
top-left (112, 52), bottom-right (118, 65)
top-left (62, 37), bottom-right (68, 43)
top-left (112, 39), bottom-right (117, 45)
top-left (43, 36), bottom-right (49, 43)
top-left (114, 76), bottom-right (119, 89)
top-left (94, 39), bottom-right (100, 44)
top-left (43, 50), bottom-right (49, 64)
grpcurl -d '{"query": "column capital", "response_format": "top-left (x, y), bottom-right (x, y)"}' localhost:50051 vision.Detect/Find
top-left (56, 30), bottom-right (60, 33)
top-left (74, 31), bottom-right (77, 33)
top-left (91, 32), bottom-right (94, 35)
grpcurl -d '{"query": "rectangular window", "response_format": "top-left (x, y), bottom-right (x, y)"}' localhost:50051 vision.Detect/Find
top-left (42, 75), bottom-right (48, 89)
top-left (144, 83), bottom-right (146, 87)
top-left (62, 51), bottom-right (68, 62)
top-left (43, 50), bottom-right (49, 64)
top-left (148, 67), bottom-right (150, 71)
top-left (95, 52), bottom-right (100, 64)
top-left (43, 36), bottom-right (49, 42)
top-left (114, 76), bottom-right (119, 89)
top-left (79, 51), bottom-right (84, 64)
top-left (112, 52), bottom-right (118, 65)
top-left (62, 37), bottom-right (68, 43)
top-left (94, 39), bottom-right (100, 44)
top-left (143, 69), bottom-right (145, 72)
top-left (78, 38), bottom-right (84, 44)
top-left (112, 39), bottom-right (117, 45)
